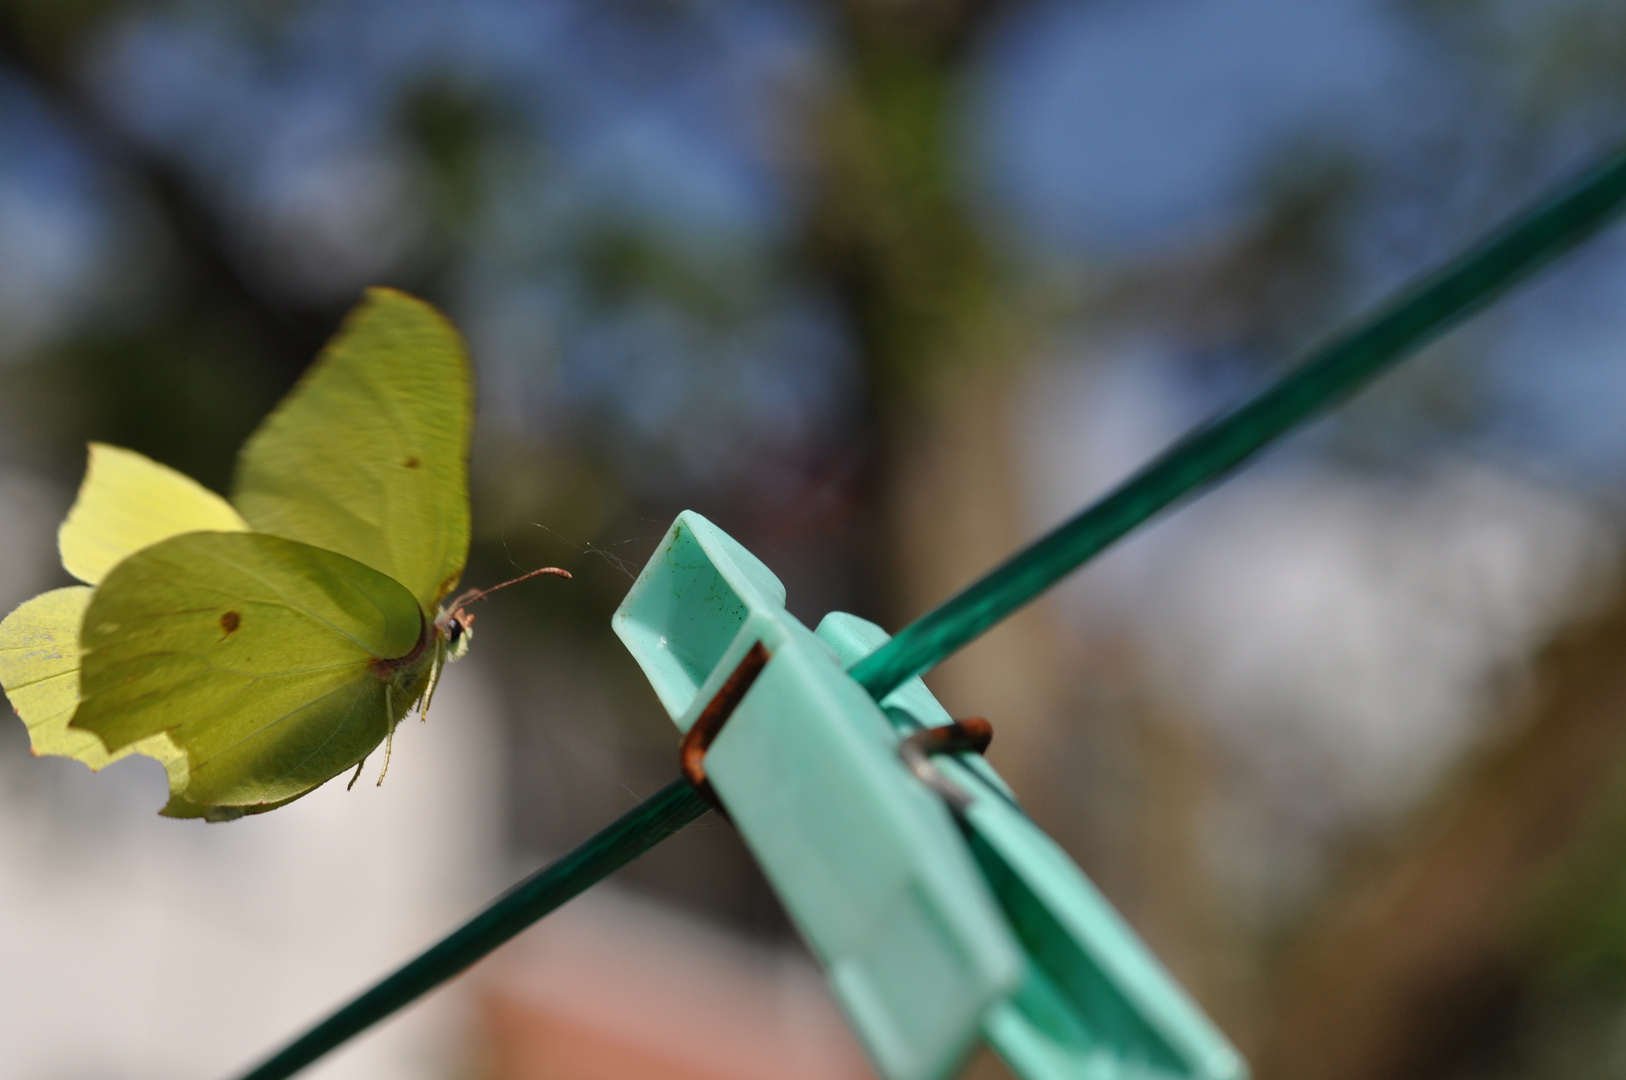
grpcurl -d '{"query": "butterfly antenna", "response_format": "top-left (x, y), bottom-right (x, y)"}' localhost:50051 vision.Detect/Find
top-left (448, 566), bottom-right (571, 612)
top-left (377, 687), bottom-right (396, 787)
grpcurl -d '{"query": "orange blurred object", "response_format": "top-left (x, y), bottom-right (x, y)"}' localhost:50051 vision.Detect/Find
top-left (477, 889), bottom-right (878, 1080)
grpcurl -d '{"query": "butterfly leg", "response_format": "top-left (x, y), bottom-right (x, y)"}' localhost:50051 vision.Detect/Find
top-left (376, 685), bottom-right (396, 787)
top-left (420, 641), bottom-right (446, 723)
top-left (346, 757), bottom-right (367, 791)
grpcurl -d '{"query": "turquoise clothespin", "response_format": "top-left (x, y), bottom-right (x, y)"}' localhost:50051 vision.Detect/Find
top-left (613, 511), bottom-right (1246, 1080)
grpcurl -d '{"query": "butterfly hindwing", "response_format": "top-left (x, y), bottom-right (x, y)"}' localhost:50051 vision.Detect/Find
top-left (231, 287), bottom-right (472, 613)
top-left (0, 442), bottom-right (241, 801)
top-left (0, 586), bottom-right (190, 795)
top-left (59, 443), bottom-right (248, 586)
top-left (71, 531), bottom-right (433, 809)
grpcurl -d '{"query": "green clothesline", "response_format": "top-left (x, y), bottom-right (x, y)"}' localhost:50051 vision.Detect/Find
top-left (236, 142), bottom-right (1626, 1080)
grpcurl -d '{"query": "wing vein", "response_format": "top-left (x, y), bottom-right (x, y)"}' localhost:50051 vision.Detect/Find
top-left (188, 677), bottom-right (369, 773)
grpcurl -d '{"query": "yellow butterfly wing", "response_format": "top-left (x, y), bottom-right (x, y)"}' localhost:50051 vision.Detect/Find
top-left (1, 443), bottom-right (246, 795)
top-left (71, 531), bottom-right (432, 810)
top-left (0, 586), bottom-right (189, 795)
top-left (59, 442), bottom-right (247, 585)
top-left (231, 288), bottom-right (472, 613)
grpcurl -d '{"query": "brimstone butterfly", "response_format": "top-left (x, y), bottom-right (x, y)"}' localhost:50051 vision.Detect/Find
top-left (0, 288), bottom-right (564, 820)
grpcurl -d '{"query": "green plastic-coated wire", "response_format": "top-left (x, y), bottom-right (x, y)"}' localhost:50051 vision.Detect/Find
top-left (848, 144), bottom-right (1626, 702)
top-left (232, 144), bottom-right (1626, 1080)
top-left (234, 779), bottom-right (707, 1080)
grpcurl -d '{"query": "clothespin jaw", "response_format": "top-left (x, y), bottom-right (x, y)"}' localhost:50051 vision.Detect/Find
top-left (613, 512), bottom-right (1246, 1080)
top-left (817, 613), bottom-right (1246, 1080)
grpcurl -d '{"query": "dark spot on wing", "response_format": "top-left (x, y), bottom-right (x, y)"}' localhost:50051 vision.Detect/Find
top-left (403, 457), bottom-right (420, 469)
top-left (220, 611), bottom-right (241, 636)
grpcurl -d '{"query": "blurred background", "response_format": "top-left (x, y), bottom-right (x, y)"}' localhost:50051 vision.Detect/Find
top-left (5, 0), bottom-right (1626, 1077)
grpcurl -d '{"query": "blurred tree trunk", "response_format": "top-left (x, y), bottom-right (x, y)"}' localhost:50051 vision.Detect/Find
top-left (1260, 566), bottom-right (1626, 1080)
top-left (804, 0), bottom-right (1234, 1029)
top-left (807, 0), bottom-right (1075, 809)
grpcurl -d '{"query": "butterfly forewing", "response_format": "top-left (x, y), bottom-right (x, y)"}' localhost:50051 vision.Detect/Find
top-left (72, 531), bottom-right (431, 809)
top-left (230, 288), bottom-right (473, 613)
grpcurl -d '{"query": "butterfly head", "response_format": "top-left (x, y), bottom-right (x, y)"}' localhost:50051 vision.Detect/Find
top-left (435, 605), bottom-right (476, 661)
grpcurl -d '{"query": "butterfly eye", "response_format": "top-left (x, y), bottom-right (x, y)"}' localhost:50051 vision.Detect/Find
top-left (447, 617), bottom-right (465, 643)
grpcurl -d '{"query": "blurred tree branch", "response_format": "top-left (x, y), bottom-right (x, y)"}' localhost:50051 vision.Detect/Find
top-left (1262, 570), bottom-right (1626, 1080)
top-left (0, 1), bottom-right (331, 364)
